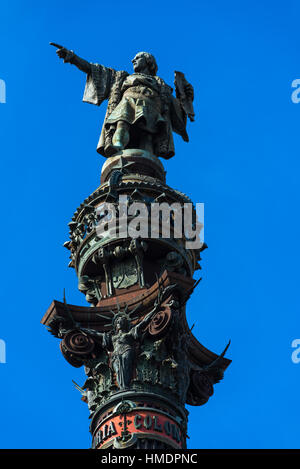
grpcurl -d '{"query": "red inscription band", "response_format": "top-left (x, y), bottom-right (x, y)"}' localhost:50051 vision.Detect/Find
top-left (92, 410), bottom-right (183, 449)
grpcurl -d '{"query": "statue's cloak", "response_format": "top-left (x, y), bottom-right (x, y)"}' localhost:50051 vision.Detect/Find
top-left (83, 63), bottom-right (188, 159)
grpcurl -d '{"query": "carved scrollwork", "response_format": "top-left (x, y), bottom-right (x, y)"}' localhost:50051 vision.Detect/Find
top-left (147, 289), bottom-right (179, 338)
top-left (60, 329), bottom-right (96, 368)
top-left (148, 308), bottom-right (172, 338)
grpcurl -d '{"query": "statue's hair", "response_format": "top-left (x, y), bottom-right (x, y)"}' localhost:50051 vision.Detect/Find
top-left (135, 51), bottom-right (158, 76)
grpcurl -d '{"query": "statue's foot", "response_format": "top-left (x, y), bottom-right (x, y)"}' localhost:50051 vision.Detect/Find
top-left (112, 141), bottom-right (125, 151)
top-left (105, 143), bottom-right (124, 157)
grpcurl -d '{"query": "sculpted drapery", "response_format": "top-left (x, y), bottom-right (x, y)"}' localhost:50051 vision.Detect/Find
top-left (50, 45), bottom-right (194, 157)
top-left (83, 63), bottom-right (189, 159)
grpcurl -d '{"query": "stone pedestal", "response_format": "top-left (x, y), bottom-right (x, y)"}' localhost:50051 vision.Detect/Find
top-left (41, 150), bottom-right (230, 449)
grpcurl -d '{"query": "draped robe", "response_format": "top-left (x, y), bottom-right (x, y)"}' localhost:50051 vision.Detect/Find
top-left (82, 64), bottom-right (188, 159)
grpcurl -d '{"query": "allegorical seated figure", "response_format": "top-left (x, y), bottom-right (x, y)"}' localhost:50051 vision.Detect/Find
top-left (51, 44), bottom-right (195, 159)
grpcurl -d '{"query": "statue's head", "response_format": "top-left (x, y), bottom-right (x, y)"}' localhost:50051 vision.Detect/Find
top-left (114, 315), bottom-right (130, 333)
top-left (132, 52), bottom-right (158, 76)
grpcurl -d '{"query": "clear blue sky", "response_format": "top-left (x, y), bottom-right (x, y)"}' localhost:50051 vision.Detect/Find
top-left (0, 0), bottom-right (299, 449)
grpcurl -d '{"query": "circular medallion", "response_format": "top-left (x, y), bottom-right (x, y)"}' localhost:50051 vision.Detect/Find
top-left (60, 329), bottom-right (96, 367)
top-left (63, 329), bottom-right (95, 355)
top-left (148, 309), bottom-right (172, 337)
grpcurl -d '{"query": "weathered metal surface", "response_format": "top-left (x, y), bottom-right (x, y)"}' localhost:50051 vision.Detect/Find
top-left (43, 48), bottom-right (231, 449)
top-left (50, 46), bottom-right (194, 159)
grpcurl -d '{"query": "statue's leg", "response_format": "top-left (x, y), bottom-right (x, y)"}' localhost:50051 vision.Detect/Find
top-left (112, 120), bottom-right (130, 151)
top-left (112, 357), bottom-right (123, 389)
top-left (123, 350), bottom-right (134, 389)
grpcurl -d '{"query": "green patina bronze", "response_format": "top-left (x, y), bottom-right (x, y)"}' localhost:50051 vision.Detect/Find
top-left (42, 45), bottom-right (231, 450)
top-left (50, 43), bottom-right (194, 158)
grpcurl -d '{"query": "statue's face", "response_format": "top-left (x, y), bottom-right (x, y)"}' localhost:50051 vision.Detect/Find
top-left (116, 317), bottom-right (128, 332)
top-left (132, 54), bottom-right (148, 73)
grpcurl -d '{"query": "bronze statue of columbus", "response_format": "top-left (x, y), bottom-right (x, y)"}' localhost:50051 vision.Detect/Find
top-left (50, 43), bottom-right (195, 159)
